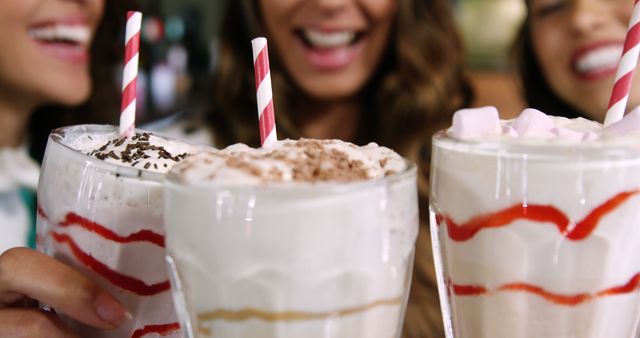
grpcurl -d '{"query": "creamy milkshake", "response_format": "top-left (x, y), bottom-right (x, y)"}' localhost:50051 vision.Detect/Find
top-left (37, 124), bottom-right (201, 338)
top-left (164, 139), bottom-right (418, 338)
top-left (430, 107), bottom-right (640, 338)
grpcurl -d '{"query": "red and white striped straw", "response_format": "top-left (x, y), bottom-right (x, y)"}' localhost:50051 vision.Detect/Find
top-left (604, 0), bottom-right (640, 126)
top-left (251, 37), bottom-right (277, 147)
top-left (119, 11), bottom-right (142, 137)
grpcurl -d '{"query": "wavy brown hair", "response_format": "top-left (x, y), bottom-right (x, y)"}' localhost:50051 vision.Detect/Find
top-left (512, 1), bottom-right (585, 119)
top-left (208, 1), bottom-right (470, 337)
top-left (29, 0), bottom-right (139, 161)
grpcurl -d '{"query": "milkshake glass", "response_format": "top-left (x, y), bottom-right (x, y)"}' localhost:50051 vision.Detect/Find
top-left (430, 109), bottom-right (640, 338)
top-left (163, 139), bottom-right (419, 338)
top-left (37, 124), bottom-right (200, 338)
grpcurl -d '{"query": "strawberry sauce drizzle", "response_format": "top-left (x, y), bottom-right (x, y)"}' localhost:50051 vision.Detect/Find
top-left (451, 272), bottom-right (640, 306)
top-left (597, 273), bottom-right (640, 297)
top-left (441, 190), bottom-right (640, 305)
top-left (452, 284), bottom-right (487, 296)
top-left (58, 212), bottom-right (165, 247)
top-left (51, 231), bottom-right (170, 296)
top-left (37, 205), bottom-right (48, 219)
top-left (131, 323), bottom-right (181, 338)
top-left (498, 283), bottom-right (592, 306)
top-left (439, 190), bottom-right (638, 241)
top-left (38, 207), bottom-right (165, 247)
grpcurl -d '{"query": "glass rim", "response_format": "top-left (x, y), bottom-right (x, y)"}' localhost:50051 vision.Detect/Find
top-left (48, 124), bottom-right (181, 183)
top-left (432, 130), bottom-right (640, 160)
top-left (166, 160), bottom-right (417, 195)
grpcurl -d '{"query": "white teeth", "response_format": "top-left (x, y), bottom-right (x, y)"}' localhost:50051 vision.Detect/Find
top-left (576, 45), bottom-right (623, 74)
top-left (29, 25), bottom-right (91, 45)
top-left (303, 30), bottom-right (356, 48)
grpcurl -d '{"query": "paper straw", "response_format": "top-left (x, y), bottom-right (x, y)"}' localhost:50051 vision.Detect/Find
top-left (251, 37), bottom-right (277, 147)
top-left (604, 0), bottom-right (640, 126)
top-left (119, 11), bottom-right (142, 137)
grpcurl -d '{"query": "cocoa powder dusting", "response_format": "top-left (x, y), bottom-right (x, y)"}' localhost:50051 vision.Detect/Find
top-left (220, 139), bottom-right (370, 182)
top-left (225, 157), bottom-right (266, 180)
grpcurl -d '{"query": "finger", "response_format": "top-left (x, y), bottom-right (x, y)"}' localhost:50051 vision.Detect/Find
top-left (0, 308), bottom-right (80, 338)
top-left (0, 247), bottom-right (129, 329)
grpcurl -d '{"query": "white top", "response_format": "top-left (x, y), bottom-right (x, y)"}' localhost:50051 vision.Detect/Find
top-left (0, 145), bottom-right (40, 253)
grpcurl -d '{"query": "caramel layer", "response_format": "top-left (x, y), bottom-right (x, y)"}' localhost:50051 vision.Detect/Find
top-left (197, 296), bottom-right (402, 335)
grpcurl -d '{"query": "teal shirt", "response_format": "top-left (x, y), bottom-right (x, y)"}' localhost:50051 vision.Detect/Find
top-left (19, 187), bottom-right (36, 249)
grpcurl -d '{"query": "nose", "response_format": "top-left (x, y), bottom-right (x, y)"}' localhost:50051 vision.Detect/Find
top-left (569, 0), bottom-right (609, 35)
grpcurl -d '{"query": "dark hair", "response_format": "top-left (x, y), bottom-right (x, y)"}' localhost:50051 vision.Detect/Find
top-left (512, 7), bottom-right (585, 119)
top-left (208, 0), bottom-right (472, 161)
top-left (29, 0), bottom-right (138, 161)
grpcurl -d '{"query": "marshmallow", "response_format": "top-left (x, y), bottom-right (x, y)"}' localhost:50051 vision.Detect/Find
top-left (502, 125), bottom-right (519, 138)
top-left (512, 108), bottom-right (555, 137)
top-left (451, 106), bottom-right (500, 139)
top-left (604, 106), bottom-right (640, 137)
top-left (551, 127), bottom-right (585, 141)
top-left (582, 131), bottom-right (600, 141)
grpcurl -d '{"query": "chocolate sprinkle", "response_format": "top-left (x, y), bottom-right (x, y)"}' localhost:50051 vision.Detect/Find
top-left (86, 132), bottom-right (192, 171)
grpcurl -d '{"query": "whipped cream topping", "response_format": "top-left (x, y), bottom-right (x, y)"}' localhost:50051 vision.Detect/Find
top-left (67, 130), bottom-right (198, 174)
top-left (170, 138), bottom-right (406, 186)
top-left (449, 106), bottom-right (640, 142)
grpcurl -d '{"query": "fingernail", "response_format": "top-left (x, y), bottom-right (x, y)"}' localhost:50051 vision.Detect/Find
top-left (94, 293), bottom-right (131, 327)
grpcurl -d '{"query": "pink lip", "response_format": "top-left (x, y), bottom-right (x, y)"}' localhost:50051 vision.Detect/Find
top-left (34, 41), bottom-right (89, 64)
top-left (295, 34), bottom-right (366, 71)
top-left (571, 40), bottom-right (623, 81)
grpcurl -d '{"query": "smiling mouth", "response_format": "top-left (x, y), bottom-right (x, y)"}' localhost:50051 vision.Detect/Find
top-left (297, 29), bottom-right (364, 49)
top-left (29, 24), bottom-right (91, 48)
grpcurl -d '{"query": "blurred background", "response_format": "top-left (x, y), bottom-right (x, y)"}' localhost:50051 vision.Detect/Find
top-left (131, 0), bottom-right (526, 123)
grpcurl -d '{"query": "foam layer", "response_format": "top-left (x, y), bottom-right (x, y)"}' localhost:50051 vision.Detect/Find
top-left (170, 139), bottom-right (406, 186)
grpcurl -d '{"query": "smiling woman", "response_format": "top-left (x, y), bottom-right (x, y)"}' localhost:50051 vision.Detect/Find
top-left (260, 0), bottom-right (397, 101)
top-left (514, 0), bottom-right (638, 121)
top-left (0, 0), bottom-right (104, 117)
top-left (209, 0), bottom-right (471, 156)
top-left (0, 0), bottom-right (110, 254)
top-left (0, 0), bottom-right (136, 337)
top-left (204, 1), bottom-right (471, 337)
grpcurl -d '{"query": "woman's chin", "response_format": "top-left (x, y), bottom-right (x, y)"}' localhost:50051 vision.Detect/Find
top-left (299, 80), bottom-right (364, 102)
top-left (577, 105), bottom-right (608, 123)
top-left (46, 85), bottom-right (91, 107)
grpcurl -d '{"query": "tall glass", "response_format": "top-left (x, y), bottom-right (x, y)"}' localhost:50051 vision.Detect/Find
top-left (37, 125), bottom-right (182, 338)
top-left (429, 131), bottom-right (640, 338)
top-left (164, 164), bottom-right (419, 338)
